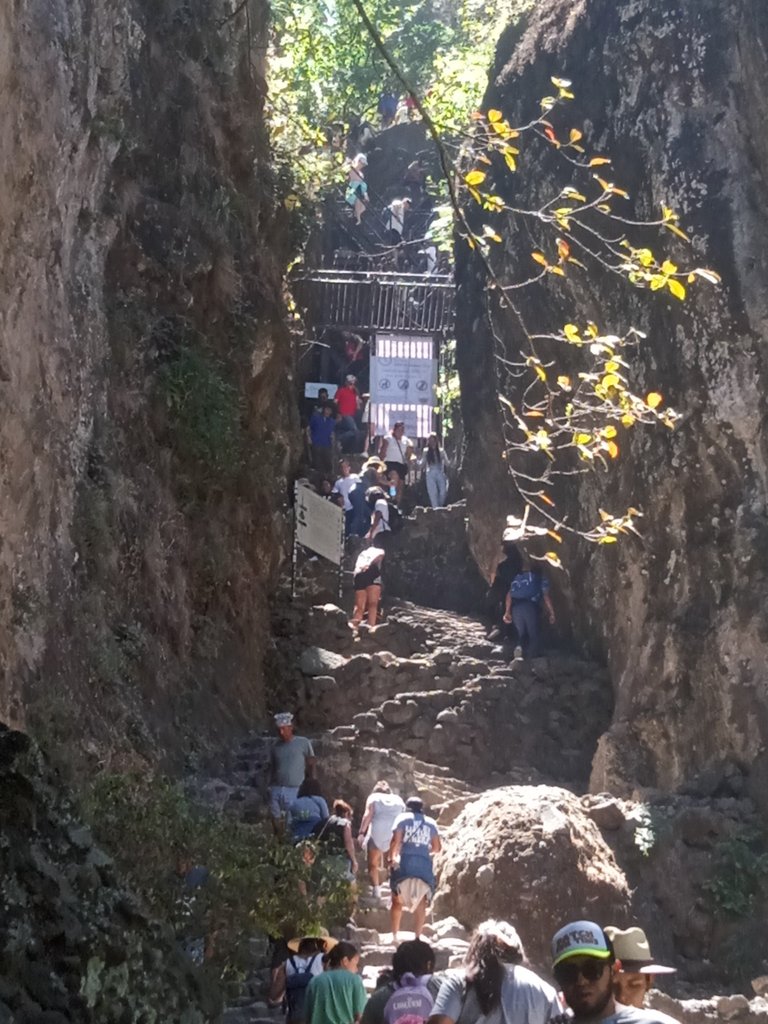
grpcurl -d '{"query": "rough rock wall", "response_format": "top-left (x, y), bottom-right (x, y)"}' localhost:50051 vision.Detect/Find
top-left (456, 0), bottom-right (768, 806)
top-left (0, 724), bottom-right (220, 1022)
top-left (0, 0), bottom-right (296, 767)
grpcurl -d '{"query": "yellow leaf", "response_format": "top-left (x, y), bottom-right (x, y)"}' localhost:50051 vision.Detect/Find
top-left (465, 169), bottom-right (486, 186)
top-left (544, 551), bottom-right (563, 567)
top-left (557, 375), bottom-right (572, 390)
top-left (488, 108), bottom-right (503, 123)
top-left (664, 222), bottom-right (690, 242)
top-left (603, 425), bottom-right (617, 439)
top-left (547, 530), bottom-right (563, 543)
top-left (590, 157), bottom-right (612, 166)
top-left (598, 535), bottom-right (618, 544)
top-left (569, 128), bottom-right (583, 143)
top-left (606, 440), bottom-right (619, 459)
top-left (559, 88), bottom-right (575, 100)
top-left (524, 409), bottom-right (545, 417)
top-left (661, 259), bottom-right (678, 276)
top-left (601, 373), bottom-right (620, 390)
top-left (563, 323), bottom-right (581, 343)
top-left (586, 322), bottom-right (599, 337)
top-left (556, 238), bottom-right (571, 260)
top-left (662, 205), bottom-right (677, 222)
top-left (540, 493), bottom-right (556, 507)
top-left (621, 413), bottom-right (636, 427)
top-left (649, 275), bottom-right (666, 291)
top-left (667, 278), bottom-right (686, 301)
top-left (535, 364), bottom-right (547, 382)
top-left (646, 391), bottom-right (663, 409)
top-left (604, 361), bottom-right (620, 373)
top-left (562, 187), bottom-right (586, 202)
top-left (548, 265), bottom-right (566, 276)
top-left (574, 432), bottom-right (592, 445)
top-left (551, 76), bottom-right (572, 89)
top-left (504, 151), bottom-right (517, 172)
top-left (531, 251), bottom-right (548, 266)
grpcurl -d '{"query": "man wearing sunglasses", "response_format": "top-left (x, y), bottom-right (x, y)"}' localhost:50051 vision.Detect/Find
top-left (549, 921), bottom-right (679, 1024)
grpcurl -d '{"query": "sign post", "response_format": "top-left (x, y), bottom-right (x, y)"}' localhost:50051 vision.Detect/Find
top-left (292, 483), bottom-right (345, 600)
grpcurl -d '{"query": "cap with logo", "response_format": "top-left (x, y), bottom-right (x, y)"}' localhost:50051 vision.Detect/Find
top-left (274, 712), bottom-right (294, 727)
top-left (551, 921), bottom-right (613, 967)
top-left (604, 926), bottom-right (676, 974)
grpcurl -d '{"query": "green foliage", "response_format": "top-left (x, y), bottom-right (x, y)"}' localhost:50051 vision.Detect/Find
top-left (156, 346), bottom-right (243, 479)
top-left (702, 829), bottom-right (768, 918)
top-left (84, 773), bottom-right (353, 977)
top-left (436, 337), bottom-right (461, 436)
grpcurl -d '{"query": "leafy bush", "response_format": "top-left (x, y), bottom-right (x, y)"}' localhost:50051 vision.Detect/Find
top-left (83, 773), bottom-right (353, 976)
top-left (703, 829), bottom-right (768, 918)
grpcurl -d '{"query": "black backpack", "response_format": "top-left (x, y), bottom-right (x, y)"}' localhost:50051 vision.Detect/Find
top-left (285, 954), bottom-right (320, 1021)
top-left (311, 814), bottom-right (347, 854)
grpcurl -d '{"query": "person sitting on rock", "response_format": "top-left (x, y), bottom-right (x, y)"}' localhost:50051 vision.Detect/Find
top-left (358, 781), bottom-right (406, 899)
top-left (306, 941), bottom-right (367, 1024)
top-left (288, 778), bottom-right (330, 843)
top-left (603, 926), bottom-right (677, 1008)
top-left (351, 541), bottom-right (386, 628)
top-left (388, 797), bottom-right (441, 942)
top-left (548, 920), bottom-right (679, 1024)
top-left (362, 940), bottom-right (437, 1024)
top-left (428, 920), bottom-right (560, 1024)
top-left (502, 551), bottom-right (555, 659)
top-left (269, 712), bottom-right (316, 835)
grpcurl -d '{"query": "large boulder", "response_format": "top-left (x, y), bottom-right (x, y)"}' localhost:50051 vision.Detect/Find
top-left (433, 785), bottom-right (631, 969)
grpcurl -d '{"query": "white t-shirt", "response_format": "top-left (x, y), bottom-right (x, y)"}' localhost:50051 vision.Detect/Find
top-left (355, 547), bottom-right (384, 575)
top-left (386, 199), bottom-right (407, 236)
top-left (366, 792), bottom-right (406, 851)
top-left (333, 474), bottom-right (360, 511)
top-left (371, 497), bottom-right (390, 537)
top-left (285, 953), bottom-right (324, 982)
top-left (383, 435), bottom-right (411, 465)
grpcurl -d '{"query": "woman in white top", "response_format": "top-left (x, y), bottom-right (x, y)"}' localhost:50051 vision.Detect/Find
top-left (379, 422), bottom-right (414, 503)
top-left (422, 433), bottom-right (449, 508)
top-left (351, 541), bottom-right (386, 627)
top-left (357, 781), bottom-right (406, 897)
top-left (365, 487), bottom-right (391, 541)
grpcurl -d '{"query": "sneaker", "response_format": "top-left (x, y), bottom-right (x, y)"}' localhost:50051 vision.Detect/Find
top-left (371, 885), bottom-right (381, 899)
top-left (486, 627), bottom-right (501, 641)
top-left (513, 645), bottom-right (523, 660)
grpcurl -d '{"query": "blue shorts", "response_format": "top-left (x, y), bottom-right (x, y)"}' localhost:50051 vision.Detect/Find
top-left (270, 786), bottom-right (299, 819)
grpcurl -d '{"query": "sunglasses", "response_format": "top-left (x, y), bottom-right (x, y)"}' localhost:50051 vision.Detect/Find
top-left (554, 960), bottom-right (609, 985)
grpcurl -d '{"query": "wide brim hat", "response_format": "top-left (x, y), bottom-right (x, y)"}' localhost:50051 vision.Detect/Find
top-left (362, 457), bottom-right (387, 473)
top-left (604, 926), bottom-right (676, 974)
top-left (287, 927), bottom-right (338, 954)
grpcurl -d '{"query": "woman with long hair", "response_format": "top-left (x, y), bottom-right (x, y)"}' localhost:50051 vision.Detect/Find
top-left (429, 920), bottom-right (560, 1024)
top-left (422, 433), bottom-right (449, 508)
top-left (306, 941), bottom-right (367, 1024)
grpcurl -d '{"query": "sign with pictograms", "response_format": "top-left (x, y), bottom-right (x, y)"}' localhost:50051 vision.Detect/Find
top-left (294, 483), bottom-right (344, 566)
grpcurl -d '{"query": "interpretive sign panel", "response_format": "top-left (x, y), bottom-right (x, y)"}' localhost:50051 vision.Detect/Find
top-left (294, 483), bottom-right (344, 566)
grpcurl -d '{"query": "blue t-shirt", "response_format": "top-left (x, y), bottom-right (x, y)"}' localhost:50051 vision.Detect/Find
top-left (391, 811), bottom-right (439, 887)
top-left (509, 570), bottom-right (549, 603)
top-left (309, 411), bottom-right (335, 447)
top-left (289, 795), bottom-right (330, 840)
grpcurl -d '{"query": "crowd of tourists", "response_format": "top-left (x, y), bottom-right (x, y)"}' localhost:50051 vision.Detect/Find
top-left (267, 714), bottom-right (679, 1024)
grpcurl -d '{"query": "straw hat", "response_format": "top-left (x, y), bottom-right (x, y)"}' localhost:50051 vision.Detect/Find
top-left (604, 926), bottom-right (676, 974)
top-left (287, 927), bottom-right (338, 954)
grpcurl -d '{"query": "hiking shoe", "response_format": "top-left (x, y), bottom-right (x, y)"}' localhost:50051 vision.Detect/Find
top-left (513, 645), bottom-right (523, 660)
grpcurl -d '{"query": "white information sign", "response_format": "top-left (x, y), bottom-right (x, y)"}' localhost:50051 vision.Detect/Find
top-left (370, 354), bottom-right (437, 406)
top-left (295, 483), bottom-right (344, 566)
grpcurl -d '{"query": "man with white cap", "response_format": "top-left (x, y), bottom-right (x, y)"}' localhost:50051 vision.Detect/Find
top-left (550, 920), bottom-right (679, 1024)
top-left (604, 927), bottom-right (676, 1009)
top-left (269, 713), bottom-right (316, 834)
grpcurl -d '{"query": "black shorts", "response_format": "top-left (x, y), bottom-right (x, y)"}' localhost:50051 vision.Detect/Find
top-left (385, 461), bottom-right (408, 482)
top-left (354, 568), bottom-right (382, 590)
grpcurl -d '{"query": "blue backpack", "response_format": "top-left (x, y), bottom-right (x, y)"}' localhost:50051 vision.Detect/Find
top-left (510, 571), bottom-right (544, 602)
top-left (285, 955), bottom-right (320, 1022)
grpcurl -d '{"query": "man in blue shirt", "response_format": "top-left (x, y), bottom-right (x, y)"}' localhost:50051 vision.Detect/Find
top-left (307, 403), bottom-right (336, 474)
top-left (388, 797), bottom-right (441, 941)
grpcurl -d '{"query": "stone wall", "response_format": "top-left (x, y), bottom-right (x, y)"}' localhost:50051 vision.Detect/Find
top-left (455, 0), bottom-right (768, 807)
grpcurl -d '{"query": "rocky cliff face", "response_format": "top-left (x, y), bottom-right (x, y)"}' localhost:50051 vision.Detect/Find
top-left (456, 0), bottom-right (768, 807)
top-left (0, 0), bottom-right (296, 768)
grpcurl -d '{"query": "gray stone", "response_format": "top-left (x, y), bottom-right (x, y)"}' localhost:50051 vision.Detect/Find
top-left (352, 712), bottom-right (382, 735)
top-left (476, 863), bottom-right (494, 888)
top-left (717, 996), bottom-right (751, 1019)
top-left (586, 798), bottom-right (625, 831)
top-left (299, 646), bottom-right (347, 676)
top-left (380, 699), bottom-right (418, 726)
top-left (753, 978), bottom-right (768, 997)
top-left (67, 825), bottom-right (93, 850)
